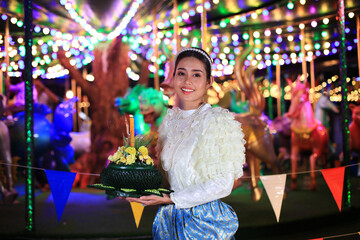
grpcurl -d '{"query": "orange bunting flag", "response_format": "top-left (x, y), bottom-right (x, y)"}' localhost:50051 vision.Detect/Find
top-left (260, 174), bottom-right (287, 223)
top-left (309, 238), bottom-right (323, 240)
top-left (321, 167), bottom-right (345, 212)
top-left (130, 202), bottom-right (144, 228)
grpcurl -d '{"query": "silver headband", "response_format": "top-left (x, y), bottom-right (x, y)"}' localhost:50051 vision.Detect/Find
top-left (174, 47), bottom-right (213, 68)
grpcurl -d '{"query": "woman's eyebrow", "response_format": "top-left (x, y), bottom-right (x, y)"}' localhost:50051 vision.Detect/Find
top-left (176, 67), bottom-right (203, 72)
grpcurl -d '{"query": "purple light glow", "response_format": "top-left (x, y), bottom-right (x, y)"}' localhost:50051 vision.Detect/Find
top-left (309, 6), bottom-right (316, 14)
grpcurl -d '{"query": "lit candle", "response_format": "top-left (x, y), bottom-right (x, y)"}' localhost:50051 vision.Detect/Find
top-left (129, 114), bottom-right (135, 147)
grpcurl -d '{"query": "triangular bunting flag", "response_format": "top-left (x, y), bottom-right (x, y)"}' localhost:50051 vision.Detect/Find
top-left (45, 170), bottom-right (76, 222)
top-left (130, 202), bottom-right (144, 228)
top-left (321, 167), bottom-right (345, 212)
top-left (260, 174), bottom-right (286, 222)
top-left (309, 238), bottom-right (323, 240)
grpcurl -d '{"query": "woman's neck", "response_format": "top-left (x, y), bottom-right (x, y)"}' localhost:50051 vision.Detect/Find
top-left (180, 102), bottom-right (205, 110)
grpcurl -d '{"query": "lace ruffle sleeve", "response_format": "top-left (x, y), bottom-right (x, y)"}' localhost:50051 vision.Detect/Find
top-left (191, 107), bottom-right (246, 183)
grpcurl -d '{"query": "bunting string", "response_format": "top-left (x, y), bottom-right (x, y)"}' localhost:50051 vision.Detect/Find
top-left (0, 162), bottom-right (359, 178)
top-left (0, 162), bottom-right (100, 176)
top-left (319, 231), bottom-right (360, 239)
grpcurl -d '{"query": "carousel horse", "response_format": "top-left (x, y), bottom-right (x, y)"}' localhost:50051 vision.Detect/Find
top-left (314, 93), bottom-right (339, 129)
top-left (114, 84), bottom-right (150, 135)
top-left (234, 46), bottom-right (282, 201)
top-left (349, 104), bottom-right (360, 154)
top-left (138, 87), bottom-right (168, 130)
top-left (270, 115), bottom-right (292, 167)
top-left (0, 94), bottom-right (18, 203)
top-left (286, 77), bottom-right (329, 190)
top-left (10, 98), bottom-right (77, 186)
top-left (229, 90), bottom-right (249, 114)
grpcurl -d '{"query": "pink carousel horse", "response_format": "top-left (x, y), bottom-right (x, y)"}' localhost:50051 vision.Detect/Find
top-left (349, 104), bottom-right (360, 154)
top-left (286, 78), bottom-right (329, 190)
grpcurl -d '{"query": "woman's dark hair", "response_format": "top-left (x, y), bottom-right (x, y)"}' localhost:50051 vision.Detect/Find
top-left (173, 47), bottom-right (212, 81)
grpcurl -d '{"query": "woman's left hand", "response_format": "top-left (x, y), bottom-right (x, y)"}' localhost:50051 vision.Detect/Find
top-left (126, 194), bottom-right (173, 206)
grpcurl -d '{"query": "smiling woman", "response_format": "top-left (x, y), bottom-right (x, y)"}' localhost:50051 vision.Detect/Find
top-left (126, 47), bottom-right (247, 240)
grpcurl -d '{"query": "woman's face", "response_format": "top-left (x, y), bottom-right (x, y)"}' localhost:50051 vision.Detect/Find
top-left (173, 57), bottom-right (213, 110)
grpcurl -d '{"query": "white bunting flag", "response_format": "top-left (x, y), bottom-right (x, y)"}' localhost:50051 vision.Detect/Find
top-left (260, 174), bottom-right (287, 222)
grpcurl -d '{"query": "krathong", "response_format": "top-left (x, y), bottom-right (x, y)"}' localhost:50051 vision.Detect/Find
top-left (88, 135), bottom-right (171, 198)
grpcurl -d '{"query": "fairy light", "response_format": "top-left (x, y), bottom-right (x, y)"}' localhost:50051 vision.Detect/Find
top-left (108, 0), bottom-right (143, 40)
top-left (60, 0), bottom-right (105, 41)
top-left (264, 29), bottom-right (271, 36)
top-left (287, 2), bottom-right (294, 10)
top-left (311, 20), bottom-right (318, 28)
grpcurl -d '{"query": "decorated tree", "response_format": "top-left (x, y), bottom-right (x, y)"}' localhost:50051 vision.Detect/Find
top-left (57, 36), bottom-right (130, 185)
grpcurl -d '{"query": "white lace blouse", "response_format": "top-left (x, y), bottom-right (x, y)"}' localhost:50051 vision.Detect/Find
top-left (156, 103), bottom-right (246, 209)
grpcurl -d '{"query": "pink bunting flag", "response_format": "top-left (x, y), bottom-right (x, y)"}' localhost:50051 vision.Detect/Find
top-left (260, 174), bottom-right (286, 223)
top-left (321, 167), bottom-right (345, 212)
top-left (45, 170), bottom-right (77, 222)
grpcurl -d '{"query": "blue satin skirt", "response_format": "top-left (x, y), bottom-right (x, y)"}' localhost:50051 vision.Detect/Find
top-left (153, 200), bottom-right (238, 240)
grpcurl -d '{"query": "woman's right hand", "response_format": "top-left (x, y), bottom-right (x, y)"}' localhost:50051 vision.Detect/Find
top-left (125, 194), bottom-right (173, 206)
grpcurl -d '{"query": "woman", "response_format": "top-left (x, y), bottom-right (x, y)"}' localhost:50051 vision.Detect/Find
top-left (127, 47), bottom-right (246, 239)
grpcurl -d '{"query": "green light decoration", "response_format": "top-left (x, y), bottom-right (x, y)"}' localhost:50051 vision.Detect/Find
top-left (160, 55), bottom-right (166, 61)
top-left (337, 0), bottom-right (351, 208)
top-left (287, 2), bottom-right (294, 10)
top-left (165, 31), bottom-right (172, 38)
top-left (242, 33), bottom-right (249, 40)
top-left (267, 66), bottom-right (273, 120)
top-left (17, 20), bottom-right (23, 27)
top-left (24, 0), bottom-right (35, 232)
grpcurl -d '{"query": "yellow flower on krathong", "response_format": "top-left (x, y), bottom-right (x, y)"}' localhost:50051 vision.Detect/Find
top-left (120, 157), bottom-right (126, 164)
top-left (118, 146), bottom-right (125, 153)
top-left (125, 147), bottom-right (136, 156)
top-left (146, 157), bottom-right (154, 166)
top-left (138, 146), bottom-right (148, 156)
top-left (126, 155), bottom-right (136, 165)
top-left (108, 151), bottom-right (122, 161)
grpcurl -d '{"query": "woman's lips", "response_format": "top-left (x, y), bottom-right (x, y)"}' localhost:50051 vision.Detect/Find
top-left (181, 87), bottom-right (194, 94)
